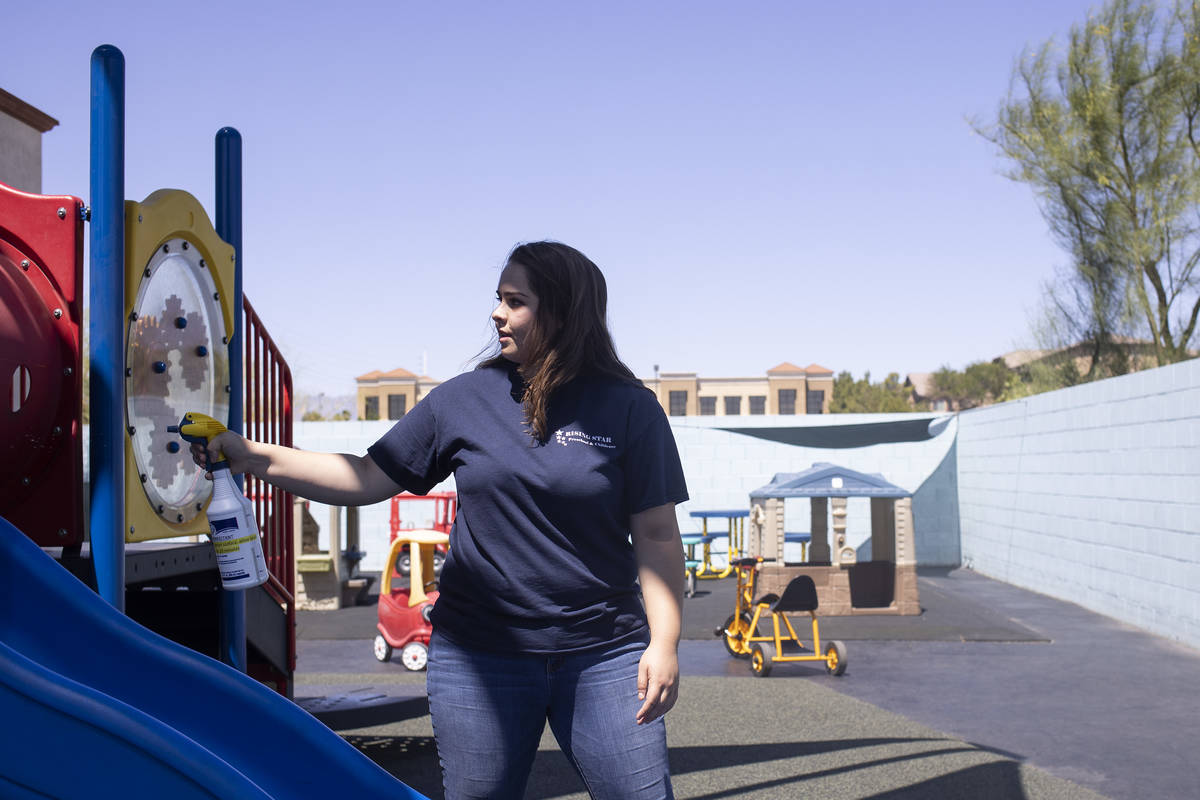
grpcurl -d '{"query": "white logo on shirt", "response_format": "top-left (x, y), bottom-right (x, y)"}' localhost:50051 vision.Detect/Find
top-left (554, 429), bottom-right (616, 449)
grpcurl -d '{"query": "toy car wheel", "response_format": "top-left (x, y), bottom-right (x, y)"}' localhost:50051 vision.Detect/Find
top-left (401, 641), bottom-right (429, 671)
top-left (395, 549), bottom-right (411, 577)
top-left (720, 613), bottom-right (754, 659)
top-left (433, 551), bottom-right (445, 576)
top-left (825, 640), bottom-right (847, 676)
top-left (373, 634), bottom-right (393, 663)
top-left (750, 643), bottom-right (773, 677)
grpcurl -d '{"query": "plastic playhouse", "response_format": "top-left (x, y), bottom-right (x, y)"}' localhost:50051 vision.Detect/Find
top-left (746, 462), bottom-right (920, 615)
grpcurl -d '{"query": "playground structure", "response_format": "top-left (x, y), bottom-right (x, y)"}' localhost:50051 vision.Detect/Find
top-left (0, 182), bottom-right (83, 545)
top-left (0, 47), bottom-right (427, 798)
top-left (746, 462), bottom-right (920, 616)
top-left (0, 517), bottom-right (422, 798)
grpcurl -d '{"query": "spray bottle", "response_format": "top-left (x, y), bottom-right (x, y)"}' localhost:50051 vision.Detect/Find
top-left (168, 412), bottom-right (269, 590)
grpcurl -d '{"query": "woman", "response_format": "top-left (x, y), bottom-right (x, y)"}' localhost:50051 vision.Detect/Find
top-left (194, 241), bottom-right (687, 799)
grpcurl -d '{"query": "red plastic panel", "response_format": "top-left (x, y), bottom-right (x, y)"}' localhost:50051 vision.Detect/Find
top-left (0, 181), bottom-right (84, 545)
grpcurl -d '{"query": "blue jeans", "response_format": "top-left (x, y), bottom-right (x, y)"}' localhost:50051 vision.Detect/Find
top-left (426, 630), bottom-right (674, 800)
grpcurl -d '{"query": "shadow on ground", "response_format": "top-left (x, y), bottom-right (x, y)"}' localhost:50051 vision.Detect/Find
top-left (346, 733), bottom-right (1045, 800)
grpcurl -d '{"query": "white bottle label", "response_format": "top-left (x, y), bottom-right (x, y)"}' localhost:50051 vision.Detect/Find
top-left (210, 512), bottom-right (267, 588)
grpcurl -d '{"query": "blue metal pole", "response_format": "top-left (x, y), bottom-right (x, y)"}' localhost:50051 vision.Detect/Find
top-left (89, 45), bottom-right (126, 611)
top-left (215, 128), bottom-right (246, 671)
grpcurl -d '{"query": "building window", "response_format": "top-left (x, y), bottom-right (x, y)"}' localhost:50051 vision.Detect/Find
top-left (749, 396), bottom-right (766, 415)
top-left (668, 390), bottom-right (688, 416)
top-left (724, 396), bottom-right (741, 415)
top-left (364, 396), bottom-right (380, 421)
top-left (387, 394), bottom-right (407, 420)
top-left (699, 396), bottom-right (716, 416)
top-left (806, 389), bottom-right (825, 415)
top-left (778, 388), bottom-right (797, 415)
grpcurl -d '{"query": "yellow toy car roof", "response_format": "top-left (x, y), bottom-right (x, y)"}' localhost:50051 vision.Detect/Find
top-left (382, 530), bottom-right (449, 605)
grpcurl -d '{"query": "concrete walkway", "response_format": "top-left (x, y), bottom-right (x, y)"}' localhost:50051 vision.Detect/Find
top-left (295, 568), bottom-right (1200, 799)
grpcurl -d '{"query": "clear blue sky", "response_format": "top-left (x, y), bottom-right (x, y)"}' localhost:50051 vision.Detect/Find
top-left (8, 0), bottom-right (1102, 395)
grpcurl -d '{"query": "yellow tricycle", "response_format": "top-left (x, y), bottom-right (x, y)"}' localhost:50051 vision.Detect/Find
top-left (715, 559), bottom-right (847, 677)
top-left (713, 557), bottom-right (764, 658)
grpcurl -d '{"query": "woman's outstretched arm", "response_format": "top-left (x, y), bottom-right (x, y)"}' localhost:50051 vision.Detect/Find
top-left (191, 431), bottom-right (402, 506)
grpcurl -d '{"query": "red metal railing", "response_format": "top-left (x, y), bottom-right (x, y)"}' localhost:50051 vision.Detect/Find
top-left (242, 296), bottom-right (295, 682)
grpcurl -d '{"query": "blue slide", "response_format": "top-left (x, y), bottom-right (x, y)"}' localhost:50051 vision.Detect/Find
top-left (0, 516), bottom-right (428, 799)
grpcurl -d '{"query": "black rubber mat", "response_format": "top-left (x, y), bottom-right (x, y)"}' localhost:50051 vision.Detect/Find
top-left (684, 568), bottom-right (1049, 643)
top-left (299, 568), bottom-right (1048, 644)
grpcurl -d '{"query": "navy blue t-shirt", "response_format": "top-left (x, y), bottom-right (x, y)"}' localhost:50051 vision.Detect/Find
top-left (367, 362), bottom-right (688, 654)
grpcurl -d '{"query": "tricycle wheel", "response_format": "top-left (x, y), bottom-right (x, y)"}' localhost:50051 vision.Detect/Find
top-left (720, 613), bottom-right (754, 659)
top-left (401, 641), bottom-right (429, 671)
top-left (750, 643), bottom-right (773, 677)
top-left (373, 634), bottom-right (393, 663)
top-left (825, 640), bottom-right (847, 676)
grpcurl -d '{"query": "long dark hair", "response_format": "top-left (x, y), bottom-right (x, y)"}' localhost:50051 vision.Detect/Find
top-left (481, 241), bottom-right (639, 441)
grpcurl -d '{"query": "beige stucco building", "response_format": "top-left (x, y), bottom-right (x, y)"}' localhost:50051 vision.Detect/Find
top-left (355, 368), bottom-right (442, 420)
top-left (645, 362), bottom-right (834, 417)
top-left (356, 360), bottom-right (834, 420)
top-left (0, 88), bottom-right (58, 193)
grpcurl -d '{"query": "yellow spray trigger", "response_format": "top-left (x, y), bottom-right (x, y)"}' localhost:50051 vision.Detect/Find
top-left (168, 412), bottom-right (230, 468)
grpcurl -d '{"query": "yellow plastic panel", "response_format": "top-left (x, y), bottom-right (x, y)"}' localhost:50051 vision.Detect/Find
top-left (123, 190), bottom-right (237, 543)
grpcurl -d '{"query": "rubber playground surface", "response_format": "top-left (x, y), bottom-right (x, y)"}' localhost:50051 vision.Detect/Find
top-left (295, 568), bottom-right (1200, 800)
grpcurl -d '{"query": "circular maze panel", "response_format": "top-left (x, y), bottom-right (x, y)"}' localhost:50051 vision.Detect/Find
top-left (126, 237), bottom-right (229, 524)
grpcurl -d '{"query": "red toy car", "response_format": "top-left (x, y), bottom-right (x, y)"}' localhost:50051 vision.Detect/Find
top-left (374, 529), bottom-right (449, 670)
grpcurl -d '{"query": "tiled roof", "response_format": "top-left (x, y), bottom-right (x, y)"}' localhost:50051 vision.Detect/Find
top-left (766, 361), bottom-right (805, 374)
top-left (356, 367), bottom-right (418, 382)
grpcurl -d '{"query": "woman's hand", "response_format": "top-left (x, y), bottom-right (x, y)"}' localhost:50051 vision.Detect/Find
top-left (631, 502), bottom-right (685, 725)
top-left (636, 639), bottom-right (679, 725)
top-left (188, 431), bottom-right (253, 477)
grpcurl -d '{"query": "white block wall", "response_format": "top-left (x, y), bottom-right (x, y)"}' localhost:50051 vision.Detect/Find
top-left (957, 359), bottom-right (1200, 649)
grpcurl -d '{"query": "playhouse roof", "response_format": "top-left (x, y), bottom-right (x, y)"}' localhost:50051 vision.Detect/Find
top-left (749, 462), bottom-right (910, 499)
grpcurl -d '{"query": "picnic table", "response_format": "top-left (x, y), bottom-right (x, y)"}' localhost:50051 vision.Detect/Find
top-left (685, 509), bottom-right (749, 582)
